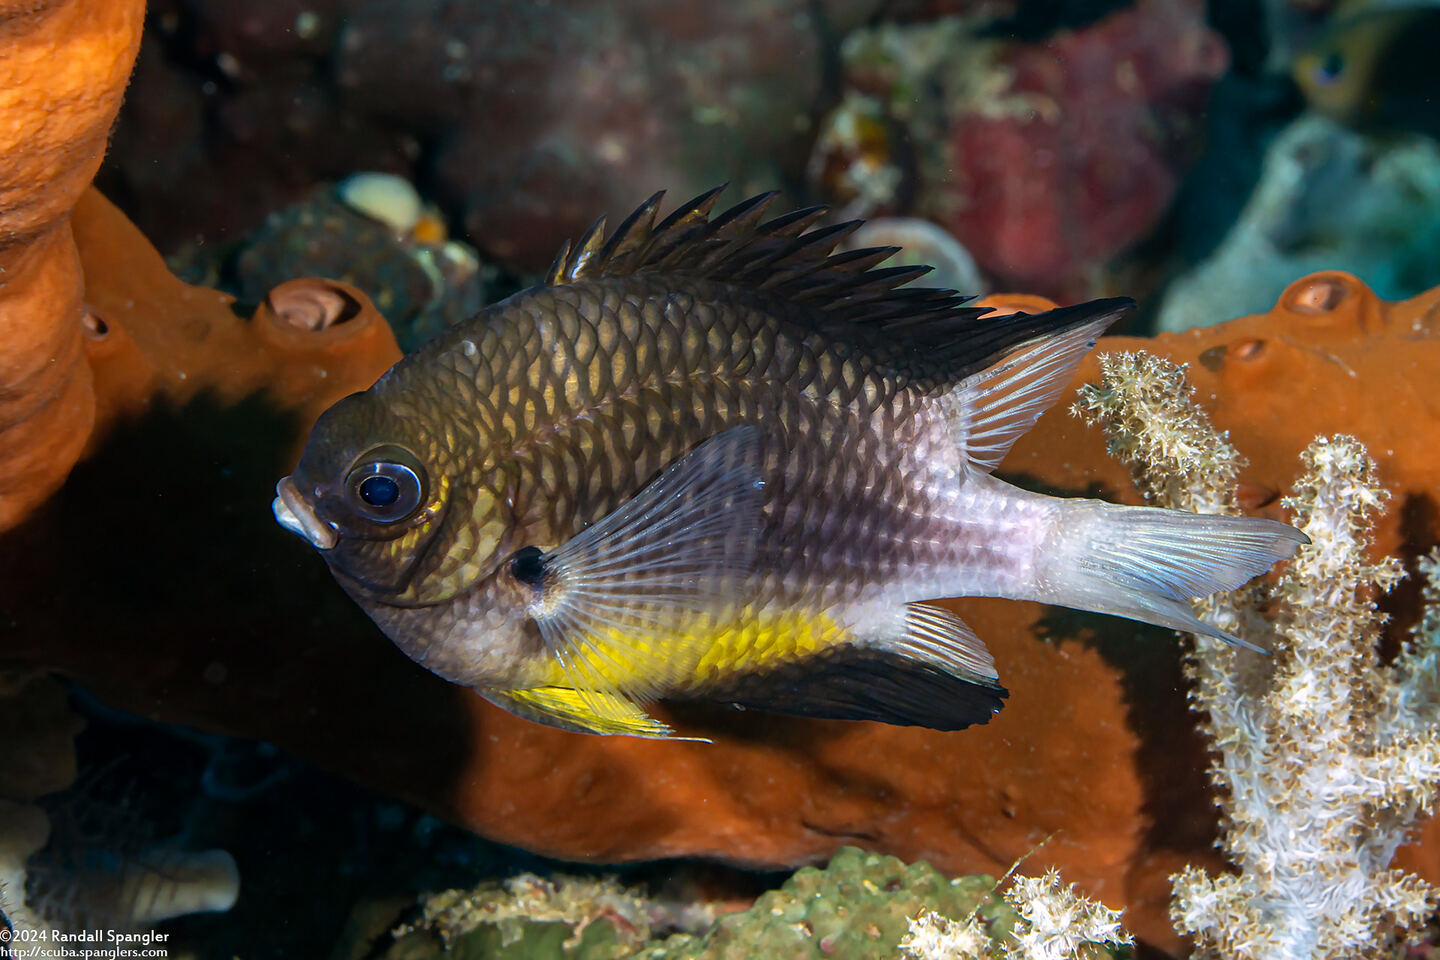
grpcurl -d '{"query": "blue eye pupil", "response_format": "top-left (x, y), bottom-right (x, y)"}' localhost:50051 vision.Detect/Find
top-left (359, 474), bottom-right (400, 508)
top-left (347, 454), bottom-right (425, 522)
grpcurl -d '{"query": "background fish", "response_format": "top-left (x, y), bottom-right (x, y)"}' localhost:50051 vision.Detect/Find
top-left (1292, 0), bottom-right (1440, 138)
top-left (273, 188), bottom-right (1305, 738)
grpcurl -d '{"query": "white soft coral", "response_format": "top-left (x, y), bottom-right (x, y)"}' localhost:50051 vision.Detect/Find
top-left (1003, 870), bottom-right (1132, 960)
top-left (899, 869), bottom-right (1132, 960)
top-left (1077, 351), bottom-right (1440, 960)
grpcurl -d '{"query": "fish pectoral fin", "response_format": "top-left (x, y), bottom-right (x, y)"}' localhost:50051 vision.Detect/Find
top-left (944, 300), bottom-right (1131, 473)
top-left (526, 426), bottom-right (764, 706)
top-left (484, 686), bottom-right (705, 740)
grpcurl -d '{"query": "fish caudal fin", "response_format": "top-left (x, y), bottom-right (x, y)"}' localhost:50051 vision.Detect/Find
top-left (1043, 501), bottom-right (1307, 650)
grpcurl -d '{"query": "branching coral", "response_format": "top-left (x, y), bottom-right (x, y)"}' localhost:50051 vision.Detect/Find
top-left (898, 869), bottom-right (1133, 960)
top-left (1075, 351), bottom-right (1440, 959)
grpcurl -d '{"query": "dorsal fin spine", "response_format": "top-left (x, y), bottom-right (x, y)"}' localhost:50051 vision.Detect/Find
top-left (544, 240), bottom-right (572, 286)
top-left (539, 187), bottom-right (1135, 387)
top-left (567, 217), bottom-right (608, 280)
top-left (595, 189), bottom-right (665, 270)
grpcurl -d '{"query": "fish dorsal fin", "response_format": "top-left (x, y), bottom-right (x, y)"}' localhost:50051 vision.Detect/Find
top-left (943, 299), bottom-right (1133, 473)
top-left (542, 188), bottom-right (1130, 386)
top-left (519, 426), bottom-right (763, 735)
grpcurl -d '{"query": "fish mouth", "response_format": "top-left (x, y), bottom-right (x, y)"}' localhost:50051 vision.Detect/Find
top-left (273, 477), bottom-right (339, 550)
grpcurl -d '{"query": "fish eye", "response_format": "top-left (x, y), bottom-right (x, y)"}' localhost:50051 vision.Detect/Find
top-left (345, 451), bottom-right (425, 522)
top-left (1313, 50), bottom-right (1345, 85)
top-left (359, 473), bottom-right (401, 507)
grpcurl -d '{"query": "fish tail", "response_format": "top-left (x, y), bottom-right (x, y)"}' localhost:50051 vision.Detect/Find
top-left (1040, 501), bottom-right (1306, 651)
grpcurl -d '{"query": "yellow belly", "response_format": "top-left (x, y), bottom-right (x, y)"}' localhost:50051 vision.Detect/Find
top-left (500, 606), bottom-right (854, 736)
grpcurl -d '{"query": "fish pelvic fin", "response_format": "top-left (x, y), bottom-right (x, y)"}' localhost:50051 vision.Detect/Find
top-left (521, 427), bottom-right (764, 732)
top-left (484, 687), bottom-right (707, 740)
top-left (1041, 500), bottom-right (1308, 651)
top-left (943, 299), bottom-right (1133, 473)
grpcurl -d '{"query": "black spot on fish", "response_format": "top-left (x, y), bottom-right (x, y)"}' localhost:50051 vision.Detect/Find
top-left (510, 546), bottom-right (547, 587)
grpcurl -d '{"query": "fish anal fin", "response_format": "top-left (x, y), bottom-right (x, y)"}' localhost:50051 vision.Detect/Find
top-left (703, 642), bottom-right (1008, 731)
top-left (895, 603), bottom-right (999, 683)
top-left (945, 300), bottom-right (1131, 473)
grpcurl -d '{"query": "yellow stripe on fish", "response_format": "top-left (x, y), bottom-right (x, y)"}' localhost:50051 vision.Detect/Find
top-left (499, 609), bottom-right (851, 736)
top-left (690, 609), bottom-right (848, 683)
top-left (529, 607), bottom-right (850, 692)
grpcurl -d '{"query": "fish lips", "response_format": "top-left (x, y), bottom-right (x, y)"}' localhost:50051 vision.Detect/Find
top-left (273, 476), bottom-right (339, 550)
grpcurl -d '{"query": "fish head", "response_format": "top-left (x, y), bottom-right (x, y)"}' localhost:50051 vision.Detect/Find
top-left (1292, 10), bottom-right (1412, 123)
top-left (273, 388), bottom-right (511, 610)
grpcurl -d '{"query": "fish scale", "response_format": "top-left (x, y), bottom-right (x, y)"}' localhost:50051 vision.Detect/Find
top-left (481, 280), bottom-right (933, 611)
top-left (274, 188), bottom-right (1305, 736)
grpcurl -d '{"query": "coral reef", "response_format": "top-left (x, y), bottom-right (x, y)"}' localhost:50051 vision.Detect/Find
top-left (380, 850), bottom-right (1135, 960)
top-left (381, 870), bottom-right (726, 958)
top-left (170, 182), bottom-right (491, 352)
top-left (0, 0), bottom-right (145, 533)
top-left (103, 0), bottom-right (883, 271)
top-left (401, 0), bottom-right (861, 272)
top-left (396, 872), bottom-right (691, 951)
top-left (819, 0), bottom-right (1227, 298)
top-left (1078, 352), bottom-right (1440, 958)
top-left (0, 674), bottom-right (239, 940)
top-left (383, 847), bottom-right (1013, 960)
top-left (108, 0), bottom-right (1260, 303)
top-left (934, 0), bottom-right (1226, 298)
top-left (71, 189), bottom-right (402, 452)
top-left (7, 223), bottom-right (1440, 951)
top-left (6, 120), bottom-right (1440, 951)
top-left (8, 0), bottom-right (1437, 955)
top-left (1157, 114), bottom-right (1440, 333)
top-left (900, 869), bottom-right (1132, 960)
